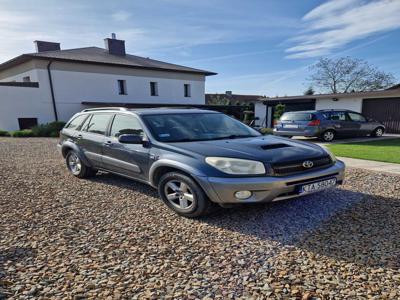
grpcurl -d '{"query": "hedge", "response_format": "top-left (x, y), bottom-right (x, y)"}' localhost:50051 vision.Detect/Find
top-left (0, 130), bottom-right (11, 137)
top-left (11, 129), bottom-right (35, 137)
top-left (31, 121), bottom-right (66, 137)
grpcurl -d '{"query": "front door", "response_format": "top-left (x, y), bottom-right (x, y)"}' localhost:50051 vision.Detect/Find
top-left (102, 113), bottom-right (150, 181)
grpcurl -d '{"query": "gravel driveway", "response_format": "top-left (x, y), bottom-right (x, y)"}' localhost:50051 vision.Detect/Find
top-left (1, 137), bottom-right (400, 299)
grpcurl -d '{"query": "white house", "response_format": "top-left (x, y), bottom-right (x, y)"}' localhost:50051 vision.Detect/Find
top-left (0, 35), bottom-right (216, 131)
top-left (257, 86), bottom-right (400, 133)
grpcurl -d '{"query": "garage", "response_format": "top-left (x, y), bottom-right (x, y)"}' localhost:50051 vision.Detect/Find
top-left (362, 98), bottom-right (400, 133)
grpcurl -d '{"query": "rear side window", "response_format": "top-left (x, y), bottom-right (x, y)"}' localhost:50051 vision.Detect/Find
top-left (110, 114), bottom-right (144, 138)
top-left (65, 114), bottom-right (88, 130)
top-left (85, 113), bottom-right (113, 135)
top-left (328, 112), bottom-right (347, 121)
top-left (280, 112), bottom-right (315, 121)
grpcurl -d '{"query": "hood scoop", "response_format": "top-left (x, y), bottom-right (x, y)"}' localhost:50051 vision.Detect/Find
top-left (261, 143), bottom-right (292, 150)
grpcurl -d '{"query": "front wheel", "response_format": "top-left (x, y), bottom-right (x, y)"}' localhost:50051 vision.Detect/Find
top-left (321, 130), bottom-right (335, 142)
top-left (158, 172), bottom-right (214, 218)
top-left (371, 127), bottom-right (384, 137)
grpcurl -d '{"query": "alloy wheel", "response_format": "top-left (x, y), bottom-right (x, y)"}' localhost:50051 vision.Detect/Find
top-left (323, 131), bottom-right (334, 142)
top-left (375, 128), bottom-right (384, 136)
top-left (164, 180), bottom-right (195, 210)
top-left (67, 152), bottom-right (82, 175)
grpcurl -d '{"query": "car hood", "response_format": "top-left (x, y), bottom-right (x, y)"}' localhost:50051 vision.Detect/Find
top-left (164, 135), bottom-right (328, 164)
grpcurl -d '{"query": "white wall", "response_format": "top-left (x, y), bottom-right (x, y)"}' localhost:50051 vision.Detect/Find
top-left (0, 85), bottom-right (54, 131)
top-left (254, 102), bottom-right (266, 127)
top-left (0, 60), bottom-right (208, 130)
top-left (37, 63), bottom-right (206, 121)
top-left (315, 97), bottom-right (363, 112)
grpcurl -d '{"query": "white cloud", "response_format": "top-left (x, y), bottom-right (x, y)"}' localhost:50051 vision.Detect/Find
top-left (111, 11), bottom-right (131, 22)
top-left (286, 0), bottom-right (400, 59)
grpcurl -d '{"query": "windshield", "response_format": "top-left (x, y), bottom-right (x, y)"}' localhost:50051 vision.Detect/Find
top-left (142, 113), bottom-right (260, 142)
top-left (280, 112), bottom-right (315, 121)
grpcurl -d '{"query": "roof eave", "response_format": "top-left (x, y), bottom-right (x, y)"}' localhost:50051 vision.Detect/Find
top-left (0, 54), bottom-right (217, 76)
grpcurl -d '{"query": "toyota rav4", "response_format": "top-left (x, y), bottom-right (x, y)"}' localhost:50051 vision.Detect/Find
top-left (58, 107), bottom-right (345, 218)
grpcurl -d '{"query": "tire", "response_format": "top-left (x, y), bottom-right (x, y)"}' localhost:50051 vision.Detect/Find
top-left (65, 150), bottom-right (97, 178)
top-left (371, 127), bottom-right (384, 137)
top-left (321, 130), bottom-right (335, 142)
top-left (158, 172), bottom-right (215, 218)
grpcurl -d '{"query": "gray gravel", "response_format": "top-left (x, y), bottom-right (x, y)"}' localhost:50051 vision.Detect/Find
top-left (1, 137), bottom-right (400, 299)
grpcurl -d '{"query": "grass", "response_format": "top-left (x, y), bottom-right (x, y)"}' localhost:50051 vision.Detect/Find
top-left (327, 138), bottom-right (400, 164)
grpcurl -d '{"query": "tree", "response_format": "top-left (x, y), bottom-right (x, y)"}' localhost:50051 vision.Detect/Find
top-left (304, 86), bottom-right (315, 95)
top-left (307, 57), bottom-right (396, 94)
top-left (207, 94), bottom-right (231, 105)
top-left (273, 103), bottom-right (285, 120)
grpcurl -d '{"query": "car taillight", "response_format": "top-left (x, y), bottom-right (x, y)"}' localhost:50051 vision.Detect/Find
top-left (307, 119), bottom-right (321, 126)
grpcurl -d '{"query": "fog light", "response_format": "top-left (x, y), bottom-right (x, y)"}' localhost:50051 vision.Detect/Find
top-left (234, 190), bottom-right (252, 200)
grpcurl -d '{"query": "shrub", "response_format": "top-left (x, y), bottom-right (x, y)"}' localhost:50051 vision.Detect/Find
top-left (12, 129), bottom-right (35, 137)
top-left (31, 121), bottom-right (66, 137)
top-left (259, 127), bottom-right (274, 135)
top-left (0, 130), bottom-right (10, 137)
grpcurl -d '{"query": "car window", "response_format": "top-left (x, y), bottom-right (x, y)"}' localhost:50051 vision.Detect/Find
top-left (110, 114), bottom-right (144, 138)
top-left (328, 112), bottom-right (347, 121)
top-left (348, 112), bottom-right (366, 122)
top-left (142, 113), bottom-right (259, 142)
top-left (85, 113), bottom-right (113, 135)
top-left (65, 114), bottom-right (88, 130)
top-left (280, 112), bottom-right (315, 121)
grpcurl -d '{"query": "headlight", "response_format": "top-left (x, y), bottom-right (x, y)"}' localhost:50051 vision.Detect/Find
top-left (205, 157), bottom-right (266, 175)
top-left (321, 146), bottom-right (337, 162)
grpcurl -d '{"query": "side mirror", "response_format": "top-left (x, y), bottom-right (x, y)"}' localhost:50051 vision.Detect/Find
top-left (118, 134), bottom-right (143, 144)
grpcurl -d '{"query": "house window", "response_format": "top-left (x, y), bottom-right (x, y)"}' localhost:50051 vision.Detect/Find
top-left (23, 76), bottom-right (31, 82)
top-left (150, 82), bottom-right (158, 96)
top-left (117, 80), bottom-right (127, 95)
top-left (18, 118), bottom-right (38, 130)
top-left (184, 84), bottom-right (191, 97)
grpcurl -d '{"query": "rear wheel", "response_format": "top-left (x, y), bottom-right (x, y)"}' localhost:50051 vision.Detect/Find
top-left (66, 151), bottom-right (97, 178)
top-left (371, 127), bottom-right (384, 137)
top-left (158, 172), bottom-right (214, 218)
top-left (321, 130), bottom-right (335, 142)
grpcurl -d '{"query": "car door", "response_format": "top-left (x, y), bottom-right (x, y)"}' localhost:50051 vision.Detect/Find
top-left (328, 111), bottom-right (357, 136)
top-left (347, 112), bottom-right (371, 136)
top-left (76, 113), bottom-right (113, 168)
top-left (102, 113), bottom-right (150, 181)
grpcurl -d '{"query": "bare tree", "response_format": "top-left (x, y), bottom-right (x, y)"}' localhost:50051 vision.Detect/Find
top-left (307, 57), bottom-right (396, 94)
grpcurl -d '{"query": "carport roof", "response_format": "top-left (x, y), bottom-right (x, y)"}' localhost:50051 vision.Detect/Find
top-left (263, 85), bottom-right (400, 103)
top-left (0, 46), bottom-right (217, 76)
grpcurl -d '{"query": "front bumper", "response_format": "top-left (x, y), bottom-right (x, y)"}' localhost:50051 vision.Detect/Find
top-left (273, 127), bottom-right (321, 137)
top-left (194, 160), bottom-right (345, 204)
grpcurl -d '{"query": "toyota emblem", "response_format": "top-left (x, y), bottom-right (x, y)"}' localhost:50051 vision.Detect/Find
top-left (302, 160), bottom-right (314, 168)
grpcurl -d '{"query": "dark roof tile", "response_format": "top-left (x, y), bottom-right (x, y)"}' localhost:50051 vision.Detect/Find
top-left (0, 47), bottom-right (216, 75)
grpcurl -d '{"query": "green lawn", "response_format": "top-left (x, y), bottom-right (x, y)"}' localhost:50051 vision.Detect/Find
top-left (327, 138), bottom-right (400, 164)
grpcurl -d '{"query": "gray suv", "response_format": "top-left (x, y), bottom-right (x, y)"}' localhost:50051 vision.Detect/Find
top-left (273, 109), bottom-right (385, 142)
top-left (58, 107), bottom-right (345, 217)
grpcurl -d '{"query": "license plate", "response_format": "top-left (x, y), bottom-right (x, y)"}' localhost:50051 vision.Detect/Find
top-left (299, 178), bottom-right (337, 194)
top-left (283, 124), bottom-right (298, 128)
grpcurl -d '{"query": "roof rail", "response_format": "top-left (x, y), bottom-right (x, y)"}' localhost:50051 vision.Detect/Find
top-left (317, 109), bottom-right (351, 111)
top-left (82, 107), bottom-right (128, 112)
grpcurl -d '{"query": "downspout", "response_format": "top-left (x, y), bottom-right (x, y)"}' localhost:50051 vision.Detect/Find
top-left (47, 61), bottom-right (58, 121)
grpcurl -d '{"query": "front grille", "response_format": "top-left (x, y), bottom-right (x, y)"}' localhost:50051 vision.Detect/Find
top-left (271, 155), bottom-right (333, 176)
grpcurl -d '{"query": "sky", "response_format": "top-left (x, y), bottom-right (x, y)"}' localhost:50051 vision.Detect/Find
top-left (1, 0), bottom-right (399, 96)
